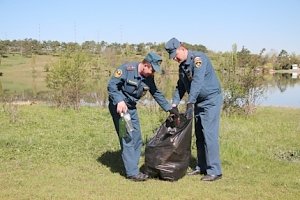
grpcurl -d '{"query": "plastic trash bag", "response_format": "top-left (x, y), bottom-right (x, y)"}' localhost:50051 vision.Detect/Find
top-left (144, 114), bottom-right (192, 181)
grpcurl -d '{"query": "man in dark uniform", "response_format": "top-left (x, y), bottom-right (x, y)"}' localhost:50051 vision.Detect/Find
top-left (107, 52), bottom-right (179, 181)
top-left (165, 38), bottom-right (223, 181)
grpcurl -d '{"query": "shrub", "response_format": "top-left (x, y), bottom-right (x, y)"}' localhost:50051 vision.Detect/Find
top-left (46, 51), bottom-right (90, 109)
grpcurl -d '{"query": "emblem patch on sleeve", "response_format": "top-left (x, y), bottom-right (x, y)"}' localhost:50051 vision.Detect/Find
top-left (194, 57), bottom-right (202, 68)
top-left (114, 69), bottom-right (122, 78)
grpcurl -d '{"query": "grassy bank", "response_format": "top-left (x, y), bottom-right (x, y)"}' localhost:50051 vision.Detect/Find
top-left (0, 54), bottom-right (54, 93)
top-left (0, 105), bottom-right (299, 199)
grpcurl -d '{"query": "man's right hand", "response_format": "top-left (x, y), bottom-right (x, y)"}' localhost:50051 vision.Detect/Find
top-left (117, 101), bottom-right (128, 114)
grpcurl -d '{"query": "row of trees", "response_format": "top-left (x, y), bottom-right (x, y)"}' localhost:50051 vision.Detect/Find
top-left (0, 39), bottom-right (206, 59)
top-left (1, 39), bottom-right (300, 114)
top-left (1, 39), bottom-right (299, 71)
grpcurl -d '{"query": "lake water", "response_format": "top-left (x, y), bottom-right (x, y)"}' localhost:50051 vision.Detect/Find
top-left (107, 72), bottom-right (300, 108)
top-left (260, 73), bottom-right (300, 108)
top-left (1, 72), bottom-right (300, 108)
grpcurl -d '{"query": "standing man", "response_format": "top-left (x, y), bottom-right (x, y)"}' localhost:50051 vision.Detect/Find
top-left (107, 52), bottom-right (179, 181)
top-left (165, 38), bottom-right (223, 181)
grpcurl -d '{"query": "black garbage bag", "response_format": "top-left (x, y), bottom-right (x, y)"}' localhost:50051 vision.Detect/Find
top-left (144, 114), bottom-right (192, 181)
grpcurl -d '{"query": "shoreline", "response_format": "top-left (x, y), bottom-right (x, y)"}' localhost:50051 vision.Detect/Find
top-left (4, 100), bottom-right (300, 109)
top-left (273, 69), bottom-right (300, 73)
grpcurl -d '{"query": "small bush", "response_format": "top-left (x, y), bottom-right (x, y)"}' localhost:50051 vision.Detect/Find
top-left (46, 51), bottom-right (90, 109)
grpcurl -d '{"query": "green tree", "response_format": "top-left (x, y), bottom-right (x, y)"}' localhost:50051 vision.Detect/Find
top-left (289, 53), bottom-right (300, 66)
top-left (276, 50), bottom-right (290, 70)
top-left (136, 43), bottom-right (146, 55)
top-left (82, 41), bottom-right (97, 53)
top-left (0, 40), bottom-right (9, 58)
top-left (46, 51), bottom-right (90, 109)
top-left (221, 46), bottom-right (265, 115)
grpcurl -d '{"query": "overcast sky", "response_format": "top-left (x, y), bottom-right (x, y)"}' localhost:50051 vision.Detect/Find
top-left (1, 0), bottom-right (300, 54)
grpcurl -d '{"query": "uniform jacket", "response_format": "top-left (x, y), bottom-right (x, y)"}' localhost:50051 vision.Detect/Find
top-left (172, 51), bottom-right (221, 105)
top-left (108, 62), bottom-right (171, 111)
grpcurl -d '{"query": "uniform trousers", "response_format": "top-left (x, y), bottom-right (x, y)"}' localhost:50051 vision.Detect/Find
top-left (109, 102), bottom-right (142, 177)
top-left (194, 93), bottom-right (223, 176)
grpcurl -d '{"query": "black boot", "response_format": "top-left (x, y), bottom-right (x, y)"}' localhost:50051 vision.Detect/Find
top-left (127, 172), bottom-right (148, 181)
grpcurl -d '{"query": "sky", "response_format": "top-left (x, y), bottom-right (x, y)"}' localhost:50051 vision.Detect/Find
top-left (1, 0), bottom-right (300, 54)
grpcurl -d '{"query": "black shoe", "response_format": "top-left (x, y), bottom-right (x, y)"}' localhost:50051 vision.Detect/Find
top-left (201, 174), bottom-right (222, 181)
top-left (187, 169), bottom-right (207, 176)
top-left (127, 172), bottom-right (148, 182)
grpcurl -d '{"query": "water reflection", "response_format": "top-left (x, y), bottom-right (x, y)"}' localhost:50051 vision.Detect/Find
top-left (268, 72), bottom-right (300, 93)
top-left (292, 72), bottom-right (299, 79)
top-left (1, 71), bottom-right (300, 108)
top-left (261, 72), bottom-right (300, 107)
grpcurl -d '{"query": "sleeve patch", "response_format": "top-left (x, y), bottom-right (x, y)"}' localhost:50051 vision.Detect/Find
top-left (114, 69), bottom-right (122, 78)
top-left (194, 57), bottom-right (202, 68)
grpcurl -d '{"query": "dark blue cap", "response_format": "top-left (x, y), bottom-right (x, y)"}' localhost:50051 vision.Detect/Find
top-left (144, 52), bottom-right (162, 72)
top-left (165, 37), bottom-right (180, 59)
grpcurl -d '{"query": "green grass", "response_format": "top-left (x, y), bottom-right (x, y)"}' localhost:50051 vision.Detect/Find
top-left (0, 54), bottom-right (55, 93)
top-left (0, 105), bottom-right (299, 199)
